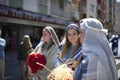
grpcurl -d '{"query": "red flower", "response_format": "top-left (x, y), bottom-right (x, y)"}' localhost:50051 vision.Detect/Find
top-left (27, 53), bottom-right (46, 73)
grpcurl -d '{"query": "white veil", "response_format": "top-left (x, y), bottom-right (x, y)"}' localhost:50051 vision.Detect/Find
top-left (80, 18), bottom-right (118, 80)
top-left (32, 26), bottom-right (60, 53)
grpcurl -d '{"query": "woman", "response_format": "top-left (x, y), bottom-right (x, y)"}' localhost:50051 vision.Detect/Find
top-left (29, 26), bottom-right (60, 80)
top-left (74, 18), bottom-right (118, 80)
top-left (54, 23), bottom-right (82, 68)
top-left (17, 35), bottom-right (33, 80)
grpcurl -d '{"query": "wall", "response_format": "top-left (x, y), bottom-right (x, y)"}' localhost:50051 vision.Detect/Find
top-left (87, 0), bottom-right (97, 18)
top-left (114, 2), bottom-right (120, 34)
top-left (23, 0), bottom-right (38, 12)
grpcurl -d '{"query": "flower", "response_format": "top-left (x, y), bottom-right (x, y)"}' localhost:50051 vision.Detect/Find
top-left (27, 53), bottom-right (46, 73)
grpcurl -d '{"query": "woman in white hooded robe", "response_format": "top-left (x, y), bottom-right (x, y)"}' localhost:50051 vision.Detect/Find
top-left (28, 26), bottom-right (60, 80)
top-left (74, 18), bottom-right (118, 80)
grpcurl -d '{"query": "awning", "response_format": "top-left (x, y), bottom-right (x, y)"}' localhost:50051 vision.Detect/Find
top-left (0, 16), bottom-right (66, 29)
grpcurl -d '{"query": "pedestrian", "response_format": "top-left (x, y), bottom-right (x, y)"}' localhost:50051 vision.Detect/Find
top-left (17, 35), bottom-right (33, 80)
top-left (54, 23), bottom-right (82, 68)
top-left (109, 32), bottom-right (119, 56)
top-left (0, 30), bottom-right (6, 80)
top-left (28, 26), bottom-right (60, 80)
top-left (74, 18), bottom-right (118, 80)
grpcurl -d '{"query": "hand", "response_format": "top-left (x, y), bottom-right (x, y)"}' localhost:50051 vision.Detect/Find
top-left (65, 58), bottom-right (77, 70)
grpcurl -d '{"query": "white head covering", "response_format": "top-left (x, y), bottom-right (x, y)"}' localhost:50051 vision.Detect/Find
top-left (66, 23), bottom-right (80, 32)
top-left (80, 18), bottom-right (118, 80)
top-left (44, 26), bottom-right (60, 48)
top-left (33, 27), bottom-right (60, 53)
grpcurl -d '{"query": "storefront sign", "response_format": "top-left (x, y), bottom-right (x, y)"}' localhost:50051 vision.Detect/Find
top-left (0, 4), bottom-right (67, 26)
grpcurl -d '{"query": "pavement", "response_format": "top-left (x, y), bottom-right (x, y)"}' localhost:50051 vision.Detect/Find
top-left (4, 52), bottom-right (21, 80)
top-left (4, 52), bottom-right (120, 80)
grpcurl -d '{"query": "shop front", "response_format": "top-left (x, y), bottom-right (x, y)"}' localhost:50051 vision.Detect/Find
top-left (0, 4), bottom-right (67, 52)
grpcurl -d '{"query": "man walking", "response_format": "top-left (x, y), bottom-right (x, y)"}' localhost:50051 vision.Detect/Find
top-left (109, 32), bottom-right (119, 56)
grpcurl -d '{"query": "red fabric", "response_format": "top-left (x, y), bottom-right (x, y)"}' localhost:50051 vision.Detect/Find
top-left (27, 53), bottom-right (46, 73)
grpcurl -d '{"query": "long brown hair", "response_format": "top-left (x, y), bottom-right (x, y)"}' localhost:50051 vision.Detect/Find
top-left (22, 35), bottom-right (32, 49)
top-left (60, 30), bottom-right (81, 59)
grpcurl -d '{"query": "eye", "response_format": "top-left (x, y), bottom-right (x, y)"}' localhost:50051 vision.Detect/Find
top-left (80, 31), bottom-right (82, 34)
top-left (68, 33), bottom-right (71, 36)
top-left (80, 20), bottom-right (83, 23)
top-left (73, 32), bottom-right (77, 35)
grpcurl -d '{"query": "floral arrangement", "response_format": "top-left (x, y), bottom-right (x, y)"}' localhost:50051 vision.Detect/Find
top-left (27, 53), bottom-right (46, 73)
top-left (27, 53), bottom-right (74, 80)
top-left (47, 64), bottom-right (73, 80)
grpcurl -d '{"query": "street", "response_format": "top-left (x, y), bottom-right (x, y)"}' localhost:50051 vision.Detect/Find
top-left (5, 52), bottom-right (21, 80)
top-left (4, 52), bottom-right (120, 80)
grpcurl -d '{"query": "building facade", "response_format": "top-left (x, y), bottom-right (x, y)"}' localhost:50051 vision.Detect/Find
top-left (114, 1), bottom-right (120, 34)
top-left (79, 0), bottom-right (116, 32)
top-left (0, 0), bottom-right (116, 52)
top-left (0, 0), bottom-right (71, 52)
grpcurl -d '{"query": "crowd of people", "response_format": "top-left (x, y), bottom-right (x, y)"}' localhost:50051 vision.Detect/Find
top-left (0, 18), bottom-right (119, 80)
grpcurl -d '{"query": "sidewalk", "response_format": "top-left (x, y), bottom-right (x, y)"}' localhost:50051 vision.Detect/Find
top-left (5, 52), bottom-right (21, 80)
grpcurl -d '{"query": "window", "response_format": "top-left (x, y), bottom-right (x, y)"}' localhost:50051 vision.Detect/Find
top-left (9, 0), bottom-right (23, 8)
top-left (39, 0), bottom-right (47, 6)
top-left (38, 5), bottom-right (47, 14)
top-left (38, 0), bottom-right (47, 14)
top-left (59, 0), bottom-right (64, 9)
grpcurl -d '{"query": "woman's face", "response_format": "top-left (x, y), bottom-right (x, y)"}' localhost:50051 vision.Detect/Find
top-left (79, 29), bottom-right (85, 44)
top-left (67, 28), bottom-right (79, 45)
top-left (42, 29), bottom-right (51, 43)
